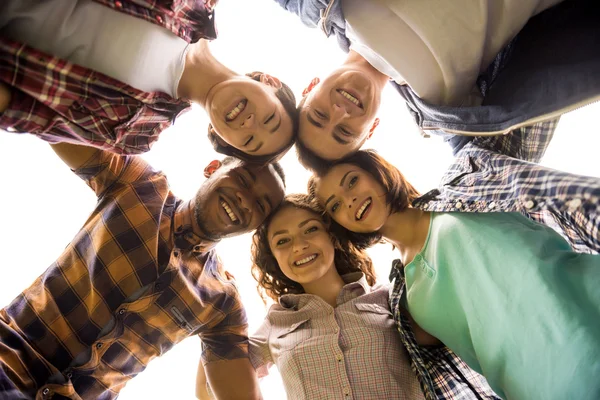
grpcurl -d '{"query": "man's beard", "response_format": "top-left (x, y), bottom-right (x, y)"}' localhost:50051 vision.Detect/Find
top-left (194, 198), bottom-right (223, 242)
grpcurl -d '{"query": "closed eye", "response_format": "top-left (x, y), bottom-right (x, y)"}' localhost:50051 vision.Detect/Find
top-left (256, 200), bottom-right (266, 214)
top-left (339, 126), bottom-right (352, 136)
top-left (315, 110), bottom-right (327, 119)
top-left (239, 174), bottom-right (249, 188)
top-left (264, 113), bottom-right (275, 124)
top-left (244, 136), bottom-right (254, 146)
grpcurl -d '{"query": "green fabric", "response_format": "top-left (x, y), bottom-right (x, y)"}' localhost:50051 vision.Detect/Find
top-left (405, 212), bottom-right (600, 400)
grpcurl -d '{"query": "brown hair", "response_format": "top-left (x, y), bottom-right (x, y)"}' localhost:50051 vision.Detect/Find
top-left (208, 72), bottom-right (299, 164)
top-left (308, 149), bottom-right (421, 249)
top-left (251, 193), bottom-right (376, 301)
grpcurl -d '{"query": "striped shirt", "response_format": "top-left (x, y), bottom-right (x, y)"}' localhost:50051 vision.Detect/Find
top-left (0, 150), bottom-right (248, 399)
top-left (0, 0), bottom-right (217, 154)
top-left (249, 273), bottom-right (424, 400)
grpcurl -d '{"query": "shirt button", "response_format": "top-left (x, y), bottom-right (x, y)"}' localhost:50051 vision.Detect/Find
top-left (455, 201), bottom-right (463, 209)
top-left (42, 388), bottom-right (50, 396)
top-left (155, 282), bottom-right (161, 290)
top-left (193, 245), bottom-right (201, 252)
top-left (155, 14), bottom-right (164, 24)
top-left (173, 251), bottom-right (179, 257)
top-left (114, 0), bottom-right (123, 7)
top-left (66, 372), bottom-right (73, 379)
top-left (118, 309), bottom-right (125, 315)
top-left (488, 201), bottom-right (496, 209)
top-left (524, 200), bottom-right (536, 209)
top-left (96, 342), bottom-right (103, 349)
top-left (6, 127), bottom-right (16, 132)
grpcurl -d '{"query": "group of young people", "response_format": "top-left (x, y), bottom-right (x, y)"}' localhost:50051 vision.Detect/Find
top-left (1, 0), bottom-right (599, 399)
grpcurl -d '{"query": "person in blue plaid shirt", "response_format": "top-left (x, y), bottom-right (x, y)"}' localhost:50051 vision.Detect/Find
top-left (308, 120), bottom-right (600, 399)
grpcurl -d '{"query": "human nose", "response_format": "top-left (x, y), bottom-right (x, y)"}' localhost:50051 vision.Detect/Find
top-left (293, 238), bottom-right (309, 253)
top-left (345, 195), bottom-right (357, 209)
top-left (331, 104), bottom-right (348, 123)
top-left (236, 190), bottom-right (254, 213)
top-left (241, 114), bottom-right (256, 129)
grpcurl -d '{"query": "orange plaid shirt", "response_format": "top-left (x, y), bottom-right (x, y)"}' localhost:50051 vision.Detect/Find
top-left (0, 150), bottom-right (248, 399)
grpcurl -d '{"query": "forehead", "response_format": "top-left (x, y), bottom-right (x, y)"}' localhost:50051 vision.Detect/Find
top-left (268, 206), bottom-right (321, 233)
top-left (318, 164), bottom-right (355, 193)
top-left (249, 164), bottom-right (285, 193)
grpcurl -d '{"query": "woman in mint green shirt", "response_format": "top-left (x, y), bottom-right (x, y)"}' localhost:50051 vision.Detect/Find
top-left (311, 150), bottom-right (600, 400)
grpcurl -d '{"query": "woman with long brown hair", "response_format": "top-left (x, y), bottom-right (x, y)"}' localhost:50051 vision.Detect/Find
top-left (311, 149), bottom-right (600, 400)
top-left (247, 193), bottom-right (425, 399)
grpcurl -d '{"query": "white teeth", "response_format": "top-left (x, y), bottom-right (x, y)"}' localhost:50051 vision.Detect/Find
top-left (294, 254), bottom-right (317, 266)
top-left (339, 90), bottom-right (360, 106)
top-left (226, 100), bottom-right (246, 121)
top-left (355, 198), bottom-right (372, 220)
top-left (221, 201), bottom-right (238, 222)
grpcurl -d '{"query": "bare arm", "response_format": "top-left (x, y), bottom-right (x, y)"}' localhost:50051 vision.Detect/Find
top-left (50, 142), bottom-right (101, 171)
top-left (202, 358), bottom-right (261, 400)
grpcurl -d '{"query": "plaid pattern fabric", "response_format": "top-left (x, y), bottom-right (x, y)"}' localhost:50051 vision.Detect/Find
top-left (0, 150), bottom-right (248, 399)
top-left (388, 264), bottom-right (500, 400)
top-left (0, 0), bottom-right (217, 154)
top-left (249, 273), bottom-right (425, 400)
top-left (414, 119), bottom-right (600, 253)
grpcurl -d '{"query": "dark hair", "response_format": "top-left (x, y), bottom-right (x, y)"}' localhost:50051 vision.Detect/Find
top-left (208, 72), bottom-right (299, 165)
top-left (251, 193), bottom-right (376, 301)
top-left (295, 137), bottom-right (334, 174)
top-left (308, 149), bottom-right (420, 249)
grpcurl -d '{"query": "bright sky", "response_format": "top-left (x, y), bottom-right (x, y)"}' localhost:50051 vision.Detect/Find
top-left (1, 0), bottom-right (599, 399)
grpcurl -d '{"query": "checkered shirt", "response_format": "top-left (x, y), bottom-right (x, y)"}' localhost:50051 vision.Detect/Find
top-left (0, 149), bottom-right (248, 399)
top-left (388, 264), bottom-right (500, 400)
top-left (0, 0), bottom-right (217, 154)
top-left (414, 118), bottom-right (600, 253)
top-left (249, 273), bottom-right (425, 400)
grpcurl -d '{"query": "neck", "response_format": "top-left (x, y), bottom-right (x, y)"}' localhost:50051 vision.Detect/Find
top-left (380, 208), bottom-right (431, 265)
top-left (301, 266), bottom-right (345, 308)
top-left (344, 50), bottom-right (390, 89)
top-left (177, 39), bottom-right (237, 107)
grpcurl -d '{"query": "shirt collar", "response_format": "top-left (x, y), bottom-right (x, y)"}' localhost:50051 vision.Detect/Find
top-left (173, 200), bottom-right (218, 254)
top-left (279, 272), bottom-right (370, 309)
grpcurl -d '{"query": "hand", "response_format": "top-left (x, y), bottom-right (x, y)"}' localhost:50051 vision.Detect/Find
top-left (0, 82), bottom-right (11, 114)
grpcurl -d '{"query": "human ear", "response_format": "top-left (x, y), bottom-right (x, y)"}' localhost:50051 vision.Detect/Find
top-left (204, 160), bottom-right (223, 178)
top-left (302, 77), bottom-right (320, 97)
top-left (259, 74), bottom-right (283, 89)
top-left (367, 118), bottom-right (380, 139)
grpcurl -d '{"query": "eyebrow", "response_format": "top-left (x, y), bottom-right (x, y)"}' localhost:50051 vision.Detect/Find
top-left (271, 218), bottom-right (321, 239)
top-left (323, 170), bottom-right (353, 207)
top-left (270, 115), bottom-right (282, 134)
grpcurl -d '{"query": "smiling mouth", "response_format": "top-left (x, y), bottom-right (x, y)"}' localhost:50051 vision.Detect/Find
top-left (226, 99), bottom-right (247, 121)
top-left (337, 89), bottom-right (362, 109)
top-left (220, 198), bottom-right (240, 224)
top-left (294, 254), bottom-right (318, 267)
top-left (355, 198), bottom-right (372, 221)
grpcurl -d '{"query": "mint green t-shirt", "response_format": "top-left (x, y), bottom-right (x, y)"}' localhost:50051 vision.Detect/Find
top-left (405, 212), bottom-right (600, 400)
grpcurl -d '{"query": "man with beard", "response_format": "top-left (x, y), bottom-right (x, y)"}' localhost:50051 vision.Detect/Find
top-left (0, 141), bottom-right (285, 399)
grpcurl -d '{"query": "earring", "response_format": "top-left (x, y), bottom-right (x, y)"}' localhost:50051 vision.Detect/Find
top-left (204, 160), bottom-right (222, 178)
top-left (302, 77), bottom-right (321, 97)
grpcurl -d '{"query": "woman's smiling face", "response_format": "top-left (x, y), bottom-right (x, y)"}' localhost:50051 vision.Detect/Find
top-left (206, 75), bottom-right (294, 157)
top-left (316, 163), bottom-right (389, 233)
top-left (268, 206), bottom-right (335, 286)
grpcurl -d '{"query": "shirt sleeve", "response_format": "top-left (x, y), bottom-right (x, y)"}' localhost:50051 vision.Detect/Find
top-left (248, 317), bottom-right (274, 378)
top-left (199, 283), bottom-right (250, 365)
top-left (471, 118), bottom-right (560, 162)
top-left (73, 150), bottom-right (156, 198)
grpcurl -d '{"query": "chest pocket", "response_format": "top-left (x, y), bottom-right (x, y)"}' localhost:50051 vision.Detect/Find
top-left (272, 319), bottom-right (312, 353)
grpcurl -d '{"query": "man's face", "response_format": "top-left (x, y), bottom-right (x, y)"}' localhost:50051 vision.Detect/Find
top-left (298, 67), bottom-right (382, 161)
top-left (194, 160), bottom-right (285, 240)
